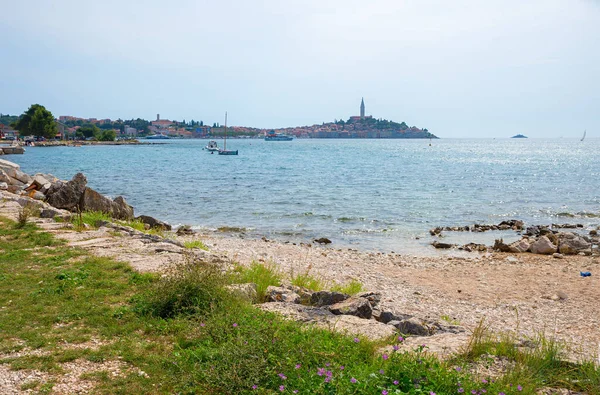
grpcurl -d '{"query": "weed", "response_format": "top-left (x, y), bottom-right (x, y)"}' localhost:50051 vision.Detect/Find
top-left (183, 240), bottom-right (209, 250)
top-left (229, 261), bottom-right (282, 301)
top-left (331, 278), bottom-right (363, 295)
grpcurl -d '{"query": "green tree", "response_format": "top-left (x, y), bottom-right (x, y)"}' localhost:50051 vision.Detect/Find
top-left (13, 104), bottom-right (58, 139)
top-left (79, 124), bottom-right (101, 139)
top-left (99, 129), bottom-right (116, 141)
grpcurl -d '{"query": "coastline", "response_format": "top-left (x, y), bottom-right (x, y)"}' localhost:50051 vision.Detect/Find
top-left (1, 158), bottom-right (599, 363)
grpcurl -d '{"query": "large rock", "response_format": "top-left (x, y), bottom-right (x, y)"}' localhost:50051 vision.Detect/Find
top-left (265, 286), bottom-right (300, 303)
top-left (310, 291), bottom-right (349, 307)
top-left (509, 238), bottom-right (531, 253)
top-left (0, 159), bottom-right (20, 171)
top-left (558, 232), bottom-right (591, 255)
top-left (136, 215), bottom-right (172, 231)
top-left (45, 173), bottom-right (88, 210)
top-left (5, 168), bottom-right (32, 185)
top-left (113, 196), bottom-right (134, 220)
top-left (390, 317), bottom-right (431, 336)
top-left (356, 291), bottom-right (381, 308)
top-left (0, 182), bottom-right (7, 190)
top-left (80, 188), bottom-right (134, 220)
top-left (328, 297), bottom-right (372, 319)
top-left (530, 236), bottom-right (557, 255)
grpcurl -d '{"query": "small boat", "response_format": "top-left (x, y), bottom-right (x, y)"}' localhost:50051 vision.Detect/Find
top-left (204, 140), bottom-right (219, 152)
top-left (218, 112), bottom-right (238, 156)
top-left (265, 130), bottom-right (293, 141)
top-left (581, 130), bottom-right (586, 142)
top-left (511, 134), bottom-right (528, 139)
top-left (146, 134), bottom-right (170, 140)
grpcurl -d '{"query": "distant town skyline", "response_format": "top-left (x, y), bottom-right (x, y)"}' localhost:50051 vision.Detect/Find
top-left (2, 0), bottom-right (599, 138)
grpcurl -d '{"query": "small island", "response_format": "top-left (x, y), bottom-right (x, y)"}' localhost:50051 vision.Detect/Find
top-left (511, 134), bottom-right (528, 139)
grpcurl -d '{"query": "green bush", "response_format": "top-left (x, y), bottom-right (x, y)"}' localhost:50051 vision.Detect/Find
top-left (133, 262), bottom-right (230, 319)
top-left (331, 279), bottom-right (363, 295)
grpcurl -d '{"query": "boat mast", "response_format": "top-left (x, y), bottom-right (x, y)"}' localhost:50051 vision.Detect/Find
top-left (224, 112), bottom-right (227, 150)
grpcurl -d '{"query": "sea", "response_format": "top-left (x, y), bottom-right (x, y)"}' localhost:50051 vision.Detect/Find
top-left (8, 138), bottom-right (600, 255)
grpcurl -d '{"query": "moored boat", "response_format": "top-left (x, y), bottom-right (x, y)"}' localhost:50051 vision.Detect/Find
top-left (204, 140), bottom-right (219, 152)
top-left (146, 134), bottom-right (170, 140)
top-left (265, 130), bottom-right (293, 141)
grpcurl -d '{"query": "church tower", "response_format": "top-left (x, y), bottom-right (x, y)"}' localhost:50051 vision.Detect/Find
top-left (360, 98), bottom-right (365, 119)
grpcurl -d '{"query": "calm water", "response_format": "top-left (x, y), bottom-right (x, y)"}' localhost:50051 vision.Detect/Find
top-left (9, 138), bottom-right (600, 254)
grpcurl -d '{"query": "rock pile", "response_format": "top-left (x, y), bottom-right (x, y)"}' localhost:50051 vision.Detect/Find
top-left (243, 284), bottom-right (464, 341)
top-left (0, 158), bottom-right (166, 228)
top-left (430, 220), bottom-right (524, 235)
top-left (493, 231), bottom-right (597, 256)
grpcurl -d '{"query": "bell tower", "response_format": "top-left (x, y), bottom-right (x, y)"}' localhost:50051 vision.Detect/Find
top-left (360, 98), bottom-right (365, 119)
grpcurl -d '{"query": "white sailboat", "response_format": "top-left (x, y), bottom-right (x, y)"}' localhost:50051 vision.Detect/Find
top-left (218, 112), bottom-right (238, 156)
top-left (580, 130), bottom-right (586, 142)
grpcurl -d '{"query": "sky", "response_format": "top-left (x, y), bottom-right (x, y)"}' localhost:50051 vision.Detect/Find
top-left (1, 0), bottom-right (599, 138)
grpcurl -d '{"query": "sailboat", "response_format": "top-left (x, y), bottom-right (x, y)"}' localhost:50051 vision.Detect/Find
top-left (580, 130), bottom-right (586, 142)
top-left (218, 111), bottom-right (238, 156)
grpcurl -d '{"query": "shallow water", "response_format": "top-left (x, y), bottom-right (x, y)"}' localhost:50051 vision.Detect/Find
top-left (9, 138), bottom-right (600, 254)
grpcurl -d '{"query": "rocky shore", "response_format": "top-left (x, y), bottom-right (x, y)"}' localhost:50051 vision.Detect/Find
top-left (1, 158), bottom-right (599, 363)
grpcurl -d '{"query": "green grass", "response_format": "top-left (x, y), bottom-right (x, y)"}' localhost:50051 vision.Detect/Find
top-left (331, 279), bottom-right (364, 295)
top-left (183, 240), bottom-right (209, 250)
top-left (71, 211), bottom-right (112, 230)
top-left (228, 261), bottom-right (282, 301)
top-left (1, 215), bottom-right (598, 394)
top-left (291, 271), bottom-right (325, 291)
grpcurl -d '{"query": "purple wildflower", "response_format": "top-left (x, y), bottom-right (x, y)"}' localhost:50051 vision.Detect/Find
top-left (382, 391), bottom-right (388, 395)
top-left (200, 322), bottom-right (206, 327)
top-left (472, 390), bottom-right (477, 394)
top-left (482, 379), bottom-right (488, 384)
top-left (295, 364), bottom-right (301, 369)
top-left (393, 345), bottom-right (399, 351)
top-left (499, 393), bottom-right (506, 395)
top-left (393, 380), bottom-right (399, 385)
top-left (455, 367), bottom-right (462, 372)
top-left (278, 373), bottom-right (287, 380)
top-left (398, 336), bottom-right (404, 342)
top-left (326, 370), bottom-right (332, 377)
top-left (293, 391), bottom-right (298, 394)
top-left (324, 377), bottom-right (331, 383)
top-left (354, 337), bottom-right (360, 343)
top-left (379, 369), bottom-right (385, 374)
top-left (279, 385), bottom-right (285, 392)
top-left (517, 385), bottom-right (523, 391)
top-left (317, 368), bottom-right (325, 376)
top-left (458, 388), bottom-right (464, 393)
top-left (350, 377), bottom-right (357, 383)
top-left (325, 362), bottom-right (330, 367)
top-left (232, 323), bottom-right (238, 327)
top-left (340, 366), bottom-right (345, 370)
top-left (382, 354), bottom-right (389, 360)
top-left (252, 385), bottom-right (258, 390)
top-left (430, 392), bottom-right (436, 395)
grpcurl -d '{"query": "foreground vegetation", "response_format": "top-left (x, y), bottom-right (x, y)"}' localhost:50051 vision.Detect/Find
top-left (0, 216), bottom-right (598, 394)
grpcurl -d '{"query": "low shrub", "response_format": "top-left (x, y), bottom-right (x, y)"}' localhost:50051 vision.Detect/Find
top-left (229, 261), bottom-right (282, 301)
top-left (331, 279), bottom-right (363, 295)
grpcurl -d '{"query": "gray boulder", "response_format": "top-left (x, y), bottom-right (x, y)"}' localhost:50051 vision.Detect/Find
top-left (45, 173), bottom-right (88, 210)
top-left (265, 286), bottom-right (300, 303)
top-left (509, 238), bottom-right (531, 253)
top-left (557, 232), bottom-right (591, 255)
top-left (529, 236), bottom-right (557, 255)
top-left (113, 196), bottom-right (134, 220)
top-left (0, 159), bottom-right (20, 172)
top-left (136, 215), bottom-right (172, 231)
top-left (390, 317), bottom-right (431, 336)
top-left (310, 291), bottom-right (349, 307)
top-left (0, 182), bottom-right (7, 190)
top-left (356, 291), bottom-right (381, 308)
top-left (80, 188), bottom-right (134, 220)
top-left (328, 297), bottom-right (372, 319)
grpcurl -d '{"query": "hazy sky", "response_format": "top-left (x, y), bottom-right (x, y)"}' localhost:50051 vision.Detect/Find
top-left (2, 0), bottom-right (599, 137)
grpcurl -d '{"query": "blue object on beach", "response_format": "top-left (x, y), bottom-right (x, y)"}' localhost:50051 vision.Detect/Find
top-left (580, 271), bottom-right (592, 277)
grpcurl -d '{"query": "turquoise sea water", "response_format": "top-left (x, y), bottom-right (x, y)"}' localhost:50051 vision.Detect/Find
top-left (8, 138), bottom-right (600, 254)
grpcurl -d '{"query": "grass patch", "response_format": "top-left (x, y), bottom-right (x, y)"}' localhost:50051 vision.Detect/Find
top-left (290, 269), bottom-right (325, 291)
top-left (183, 240), bottom-right (209, 250)
top-left (228, 261), bottom-right (282, 301)
top-left (71, 211), bottom-right (112, 230)
top-left (331, 278), bottom-right (364, 295)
